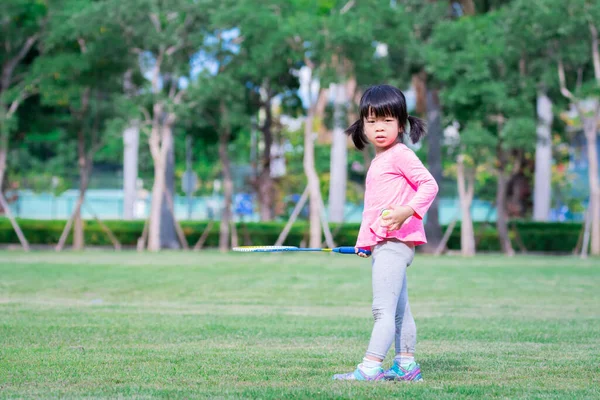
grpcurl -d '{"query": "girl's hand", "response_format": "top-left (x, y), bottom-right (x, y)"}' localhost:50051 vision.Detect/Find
top-left (380, 205), bottom-right (415, 231)
top-left (356, 248), bottom-right (371, 258)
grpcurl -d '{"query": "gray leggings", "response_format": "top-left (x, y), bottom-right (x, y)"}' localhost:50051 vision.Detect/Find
top-left (365, 239), bottom-right (416, 360)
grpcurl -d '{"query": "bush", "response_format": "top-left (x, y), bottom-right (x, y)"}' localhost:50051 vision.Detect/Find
top-left (0, 218), bottom-right (583, 253)
top-left (443, 221), bottom-right (583, 253)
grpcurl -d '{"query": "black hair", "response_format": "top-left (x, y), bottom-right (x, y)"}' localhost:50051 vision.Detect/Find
top-left (345, 84), bottom-right (426, 150)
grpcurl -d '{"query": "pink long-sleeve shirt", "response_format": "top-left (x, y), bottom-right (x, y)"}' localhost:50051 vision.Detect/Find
top-left (356, 143), bottom-right (439, 249)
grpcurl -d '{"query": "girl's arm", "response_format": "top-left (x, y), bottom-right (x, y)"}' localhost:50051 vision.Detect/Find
top-left (396, 147), bottom-right (439, 220)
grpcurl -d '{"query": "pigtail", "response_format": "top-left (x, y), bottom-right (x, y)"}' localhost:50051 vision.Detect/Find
top-left (407, 115), bottom-right (427, 144)
top-left (345, 119), bottom-right (369, 150)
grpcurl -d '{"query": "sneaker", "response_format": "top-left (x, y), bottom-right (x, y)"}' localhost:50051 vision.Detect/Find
top-left (333, 364), bottom-right (385, 381)
top-left (383, 361), bottom-right (423, 382)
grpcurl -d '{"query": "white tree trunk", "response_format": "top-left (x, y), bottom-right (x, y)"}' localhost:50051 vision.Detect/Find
top-left (304, 101), bottom-right (322, 248)
top-left (148, 161), bottom-right (165, 251)
top-left (533, 91), bottom-right (553, 221)
top-left (456, 155), bottom-right (475, 256)
top-left (328, 83), bottom-right (348, 223)
top-left (583, 115), bottom-right (600, 256)
top-left (147, 118), bottom-right (171, 252)
top-left (160, 135), bottom-right (179, 249)
top-left (123, 122), bottom-right (139, 220)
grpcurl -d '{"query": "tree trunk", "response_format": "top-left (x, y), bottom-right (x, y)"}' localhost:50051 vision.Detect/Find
top-left (533, 90), bottom-right (553, 221)
top-left (73, 131), bottom-right (89, 250)
top-left (56, 165), bottom-right (90, 251)
top-left (328, 82), bottom-right (348, 223)
top-left (583, 115), bottom-right (600, 256)
top-left (71, 88), bottom-right (92, 250)
top-left (160, 133), bottom-right (179, 249)
top-left (73, 203), bottom-right (85, 249)
top-left (424, 89), bottom-right (443, 249)
top-left (257, 98), bottom-right (274, 221)
top-left (456, 155), bottom-right (475, 256)
top-left (147, 113), bottom-right (171, 252)
top-left (0, 191), bottom-right (30, 251)
top-left (148, 161), bottom-right (165, 251)
top-left (0, 144), bottom-right (30, 251)
top-left (219, 101), bottom-right (234, 252)
top-left (304, 90), bottom-right (325, 248)
top-left (123, 121), bottom-right (139, 220)
top-left (457, 0), bottom-right (476, 15)
top-left (58, 86), bottom-right (93, 253)
top-left (496, 147), bottom-right (514, 256)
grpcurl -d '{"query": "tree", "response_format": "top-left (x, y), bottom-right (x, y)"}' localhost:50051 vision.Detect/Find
top-left (217, 0), bottom-right (302, 221)
top-left (96, 0), bottom-right (210, 251)
top-left (186, 26), bottom-right (250, 252)
top-left (428, 10), bottom-right (538, 256)
top-left (286, 5), bottom-right (330, 248)
top-left (503, 0), bottom-right (563, 223)
top-left (508, 0), bottom-right (600, 256)
top-left (0, 0), bottom-right (48, 251)
top-left (552, 1), bottom-right (600, 256)
top-left (38, 0), bottom-right (128, 250)
top-left (445, 122), bottom-right (496, 256)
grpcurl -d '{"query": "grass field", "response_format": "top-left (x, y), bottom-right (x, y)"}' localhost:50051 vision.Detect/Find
top-left (1, 251), bottom-right (599, 399)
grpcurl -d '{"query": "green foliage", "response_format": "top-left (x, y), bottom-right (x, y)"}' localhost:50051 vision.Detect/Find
top-left (0, 0), bottom-right (48, 144)
top-left (500, 117), bottom-right (537, 152)
top-left (427, 11), bottom-right (532, 125)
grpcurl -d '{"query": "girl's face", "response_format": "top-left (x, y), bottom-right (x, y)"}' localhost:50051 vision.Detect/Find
top-left (364, 111), bottom-right (401, 154)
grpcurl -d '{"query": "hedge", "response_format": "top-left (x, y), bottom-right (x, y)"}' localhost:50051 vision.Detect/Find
top-left (0, 218), bottom-right (584, 253)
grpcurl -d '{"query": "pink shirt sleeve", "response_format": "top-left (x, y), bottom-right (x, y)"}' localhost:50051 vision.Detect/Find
top-left (395, 147), bottom-right (439, 219)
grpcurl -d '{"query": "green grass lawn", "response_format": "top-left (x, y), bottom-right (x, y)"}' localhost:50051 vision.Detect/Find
top-left (1, 251), bottom-right (599, 399)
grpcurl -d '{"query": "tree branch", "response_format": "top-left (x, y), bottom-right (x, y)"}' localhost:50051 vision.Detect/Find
top-left (173, 88), bottom-right (186, 105)
top-left (168, 75), bottom-right (177, 99)
top-left (9, 72), bottom-right (26, 86)
top-left (576, 67), bottom-right (583, 92)
top-left (77, 37), bottom-right (87, 54)
top-left (590, 22), bottom-right (600, 83)
top-left (340, 0), bottom-right (355, 14)
top-left (138, 106), bottom-right (152, 125)
top-left (149, 13), bottom-right (161, 32)
top-left (165, 44), bottom-right (181, 56)
top-left (1, 33), bottom-right (40, 90)
top-left (152, 48), bottom-right (165, 94)
top-left (7, 81), bottom-right (39, 117)
top-left (557, 58), bottom-right (575, 100)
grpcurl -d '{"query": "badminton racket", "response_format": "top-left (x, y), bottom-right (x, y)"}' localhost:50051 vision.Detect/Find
top-left (232, 245), bottom-right (371, 256)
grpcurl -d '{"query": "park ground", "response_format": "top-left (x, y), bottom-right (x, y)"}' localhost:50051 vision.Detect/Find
top-left (1, 251), bottom-right (599, 399)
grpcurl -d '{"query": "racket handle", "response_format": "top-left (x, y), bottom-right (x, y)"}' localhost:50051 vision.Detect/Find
top-left (333, 246), bottom-right (372, 256)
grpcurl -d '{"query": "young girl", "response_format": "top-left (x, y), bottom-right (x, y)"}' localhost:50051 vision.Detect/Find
top-left (333, 84), bottom-right (439, 382)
